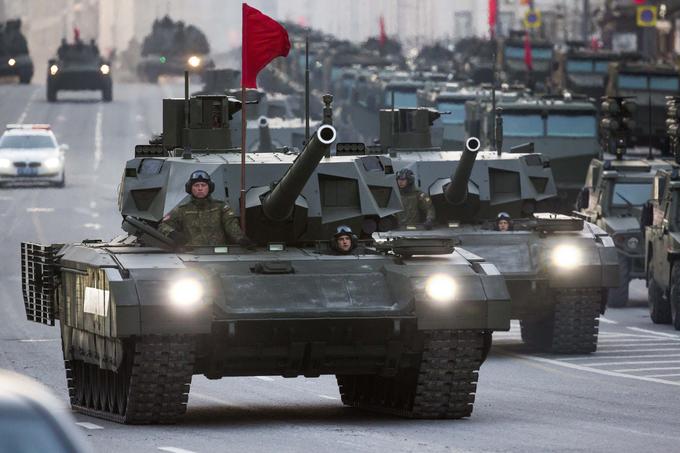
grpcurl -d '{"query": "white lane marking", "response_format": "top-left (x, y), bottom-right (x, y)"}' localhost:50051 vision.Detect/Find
top-left (191, 392), bottom-right (231, 405)
top-left (318, 394), bottom-right (339, 400)
top-left (584, 360), bottom-right (680, 367)
top-left (599, 316), bottom-right (618, 324)
top-left (560, 354), bottom-right (680, 361)
top-left (158, 448), bottom-right (197, 453)
top-left (613, 366), bottom-right (680, 373)
top-left (510, 352), bottom-right (680, 386)
top-left (89, 201), bottom-right (97, 209)
top-left (598, 337), bottom-right (672, 343)
top-left (647, 373), bottom-right (680, 378)
top-left (626, 327), bottom-right (680, 339)
top-left (75, 422), bottom-right (103, 430)
top-left (16, 87), bottom-right (38, 124)
top-left (83, 223), bottom-right (102, 230)
top-left (255, 376), bottom-right (274, 381)
top-left (18, 338), bottom-right (60, 343)
top-left (26, 207), bottom-right (54, 213)
top-left (599, 342), bottom-right (680, 348)
top-left (94, 104), bottom-right (103, 171)
top-left (593, 348), bottom-right (680, 354)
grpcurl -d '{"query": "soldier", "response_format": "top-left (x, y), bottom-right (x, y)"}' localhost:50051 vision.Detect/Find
top-left (495, 212), bottom-right (512, 232)
top-left (330, 225), bottom-right (358, 255)
top-left (159, 170), bottom-right (253, 247)
top-left (395, 168), bottom-right (435, 229)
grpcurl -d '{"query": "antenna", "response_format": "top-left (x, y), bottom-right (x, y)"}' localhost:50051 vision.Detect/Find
top-left (491, 46), bottom-right (497, 152)
top-left (305, 31), bottom-right (310, 145)
top-left (648, 70), bottom-right (653, 160)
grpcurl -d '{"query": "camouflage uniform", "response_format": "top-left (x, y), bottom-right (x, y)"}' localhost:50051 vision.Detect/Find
top-left (159, 197), bottom-right (245, 246)
top-left (396, 190), bottom-right (435, 227)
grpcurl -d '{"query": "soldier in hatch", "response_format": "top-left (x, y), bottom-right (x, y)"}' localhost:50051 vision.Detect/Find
top-left (159, 170), bottom-right (253, 247)
top-left (395, 168), bottom-right (435, 229)
top-left (495, 212), bottom-right (512, 232)
top-left (330, 225), bottom-right (358, 255)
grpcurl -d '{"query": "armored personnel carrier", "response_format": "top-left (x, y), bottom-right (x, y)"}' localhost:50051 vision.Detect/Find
top-left (0, 19), bottom-right (33, 84)
top-left (137, 15), bottom-right (214, 82)
top-left (20, 91), bottom-right (511, 423)
top-left (47, 39), bottom-right (112, 102)
top-left (358, 108), bottom-right (619, 353)
top-left (468, 92), bottom-right (599, 212)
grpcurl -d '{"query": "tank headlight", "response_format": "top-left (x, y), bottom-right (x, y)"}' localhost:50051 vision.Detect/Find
top-left (552, 244), bottom-right (582, 269)
top-left (626, 237), bottom-right (639, 251)
top-left (170, 278), bottom-right (204, 309)
top-left (188, 55), bottom-right (201, 68)
top-left (43, 157), bottom-right (61, 170)
top-left (425, 274), bottom-right (457, 305)
top-left (50, 64), bottom-right (59, 75)
top-left (8, 58), bottom-right (16, 66)
top-left (0, 158), bottom-right (11, 169)
top-left (100, 64), bottom-right (110, 75)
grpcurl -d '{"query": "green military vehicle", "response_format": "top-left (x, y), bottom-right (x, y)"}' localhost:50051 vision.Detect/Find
top-left (578, 159), bottom-right (672, 307)
top-left (606, 61), bottom-right (679, 153)
top-left (356, 108), bottom-right (619, 353)
top-left (0, 19), bottom-right (33, 84)
top-left (468, 92), bottom-right (599, 212)
top-left (47, 39), bottom-right (112, 102)
top-left (644, 166), bottom-right (680, 329)
top-left (20, 91), bottom-right (511, 423)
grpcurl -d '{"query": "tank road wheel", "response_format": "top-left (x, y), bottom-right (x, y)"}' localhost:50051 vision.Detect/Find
top-left (606, 254), bottom-right (630, 308)
top-left (522, 289), bottom-right (601, 354)
top-left (648, 273), bottom-right (671, 324)
top-left (337, 330), bottom-right (485, 419)
top-left (669, 266), bottom-right (680, 331)
top-left (65, 336), bottom-right (195, 424)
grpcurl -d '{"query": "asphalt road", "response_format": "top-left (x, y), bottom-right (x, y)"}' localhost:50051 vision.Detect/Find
top-left (0, 82), bottom-right (679, 453)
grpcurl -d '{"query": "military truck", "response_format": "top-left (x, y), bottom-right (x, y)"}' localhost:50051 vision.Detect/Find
top-left (19, 91), bottom-right (511, 423)
top-left (0, 19), bottom-right (33, 84)
top-left (137, 15), bottom-right (214, 82)
top-left (353, 108), bottom-right (619, 353)
top-left (644, 166), bottom-right (680, 330)
top-left (578, 159), bottom-right (672, 307)
top-left (606, 61), bottom-right (679, 152)
top-left (469, 92), bottom-right (599, 212)
top-left (47, 39), bottom-right (112, 102)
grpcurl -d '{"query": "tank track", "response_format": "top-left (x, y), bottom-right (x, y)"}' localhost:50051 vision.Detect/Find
top-left (66, 335), bottom-right (195, 424)
top-left (521, 288), bottom-right (601, 354)
top-left (336, 330), bottom-right (485, 419)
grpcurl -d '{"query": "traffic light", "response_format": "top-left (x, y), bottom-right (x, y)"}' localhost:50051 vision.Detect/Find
top-left (666, 96), bottom-right (680, 163)
top-left (600, 96), bottom-right (636, 159)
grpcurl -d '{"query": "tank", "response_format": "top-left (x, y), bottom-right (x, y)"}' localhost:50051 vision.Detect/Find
top-left (498, 31), bottom-right (555, 91)
top-left (192, 68), bottom-right (240, 95)
top-left (0, 19), bottom-right (33, 84)
top-left (137, 15), bottom-right (214, 82)
top-left (47, 38), bottom-right (112, 102)
top-left (362, 108), bottom-right (619, 353)
top-left (20, 91), bottom-right (511, 424)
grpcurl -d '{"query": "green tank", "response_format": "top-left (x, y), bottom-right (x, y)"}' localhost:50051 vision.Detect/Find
top-left (47, 39), bottom-right (112, 102)
top-left (0, 19), bottom-right (33, 84)
top-left (365, 108), bottom-right (619, 353)
top-left (20, 92), bottom-right (511, 423)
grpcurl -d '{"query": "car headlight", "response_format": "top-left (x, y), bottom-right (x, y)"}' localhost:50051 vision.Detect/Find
top-left (50, 64), bottom-right (59, 75)
top-left (169, 278), bottom-right (204, 309)
top-left (425, 274), bottom-right (457, 305)
top-left (626, 236), bottom-right (639, 251)
top-left (552, 244), bottom-right (582, 269)
top-left (8, 58), bottom-right (16, 67)
top-left (187, 55), bottom-right (201, 68)
top-left (0, 158), bottom-right (11, 169)
top-left (43, 157), bottom-right (61, 170)
top-left (100, 64), bottom-right (110, 75)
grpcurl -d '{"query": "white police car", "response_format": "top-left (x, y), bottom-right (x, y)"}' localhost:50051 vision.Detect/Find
top-left (0, 124), bottom-right (67, 187)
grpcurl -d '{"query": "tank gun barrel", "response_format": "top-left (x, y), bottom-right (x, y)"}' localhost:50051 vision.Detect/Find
top-left (445, 137), bottom-right (480, 205)
top-left (257, 116), bottom-right (273, 152)
top-left (261, 124), bottom-right (337, 221)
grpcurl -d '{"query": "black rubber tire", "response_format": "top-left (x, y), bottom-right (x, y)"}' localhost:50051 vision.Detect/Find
top-left (607, 253), bottom-right (630, 308)
top-left (102, 83), bottom-right (112, 102)
top-left (19, 71), bottom-right (32, 84)
top-left (648, 270), bottom-right (671, 324)
top-left (47, 84), bottom-right (57, 102)
top-left (670, 265), bottom-right (680, 330)
top-left (54, 171), bottom-right (65, 188)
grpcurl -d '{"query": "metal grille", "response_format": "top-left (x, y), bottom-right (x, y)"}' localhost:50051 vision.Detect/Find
top-left (13, 162), bottom-right (41, 168)
top-left (21, 242), bottom-right (58, 325)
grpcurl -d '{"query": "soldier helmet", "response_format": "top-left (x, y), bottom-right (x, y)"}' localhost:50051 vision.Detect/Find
top-left (396, 168), bottom-right (415, 186)
top-left (331, 225), bottom-right (357, 252)
top-left (495, 212), bottom-right (512, 230)
top-left (185, 170), bottom-right (215, 194)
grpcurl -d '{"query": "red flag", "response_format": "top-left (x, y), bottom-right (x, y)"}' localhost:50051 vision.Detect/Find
top-left (524, 31), bottom-right (533, 71)
top-left (241, 3), bottom-right (290, 88)
top-left (73, 27), bottom-right (80, 42)
top-left (488, 0), bottom-right (497, 38)
top-left (379, 16), bottom-right (387, 47)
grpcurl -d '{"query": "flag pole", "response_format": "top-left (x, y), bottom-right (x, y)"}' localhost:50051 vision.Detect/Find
top-left (240, 4), bottom-right (247, 232)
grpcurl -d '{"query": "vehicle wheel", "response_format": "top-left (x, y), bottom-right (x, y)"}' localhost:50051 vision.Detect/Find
top-left (648, 271), bottom-right (671, 324)
top-left (47, 85), bottom-right (57, 102)
top-left (669, 265), bottom-right (680, 330)
top-left (607, 253), bottom-right (630, 308)
top-left (54, 172), bottom-right (65, 188)
top-left (102, 83), bottom-right (112, 102)
top-left (19, 71), bottom-right (32, 84)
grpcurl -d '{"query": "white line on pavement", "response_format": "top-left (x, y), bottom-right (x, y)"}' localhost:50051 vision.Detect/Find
top-left (26, 207), bottom-right (54, 213)
top-left (613, 366), bottom-right (680, 373)
top-left (94, 104), bottom-right (103, 171)
top-left (598, 342), bottom-right (680, 348)
top-left (16, 87), bottom-right (38, 124)
top-left (626, 327), bottom-right (680, 339)
top-left (75, 422), bottom-right (103, 430)
top-left (158, 448), bottom-right (197, 453)
top-left (18, 338), bottom-right (59, 343)
top-left (255, 376), bottom-right (274, 381)
top-left (599, 316), bottom-right (618, 324)
top-left (559, 354), bottom-right (680, 361)
top-left (598, 338), bottom-right (674, 343)
top-left (646, 373), bottom-right (680, 378)
top-left (318, 395), bottom-right (339, 400)
top-left (592, 347), bottom-right (680, 354)
top-left (583, 360), bottom-right (680, 367)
